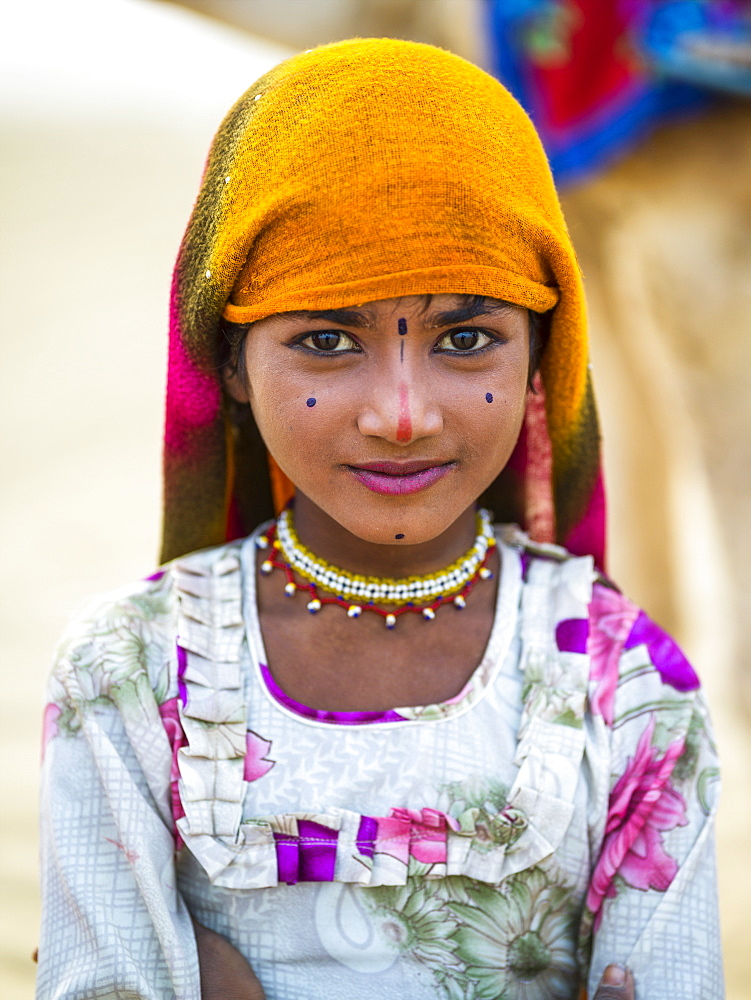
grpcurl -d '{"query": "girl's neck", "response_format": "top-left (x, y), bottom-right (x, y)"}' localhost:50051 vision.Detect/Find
top-left (291, 492), bottom-right (479, 579)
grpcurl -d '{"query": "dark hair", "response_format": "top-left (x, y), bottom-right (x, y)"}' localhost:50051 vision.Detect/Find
top-left (528, 309), bottom-right (549, 387)
top-left (220, 294), bottom-right (550, 393)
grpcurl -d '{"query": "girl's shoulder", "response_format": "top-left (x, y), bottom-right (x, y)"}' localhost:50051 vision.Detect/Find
top-left (585, 577), bottom-right (711, 802)
top-left (500, 524), bottom-right (704, 724)
top-left (49, 540), bottom-right (245, 708)
top-left (587, 579), bottom-right (701, 715)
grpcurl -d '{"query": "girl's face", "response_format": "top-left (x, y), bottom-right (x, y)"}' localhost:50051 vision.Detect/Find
top-left (226, 294), bottom-right (530, 547)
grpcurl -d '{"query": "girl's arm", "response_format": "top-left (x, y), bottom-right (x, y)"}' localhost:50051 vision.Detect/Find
top-left (193, 919), bottom-right (265, 1000)
top-left (585, 591), bottom-right (723, 998)
top-left (37, 581), bottom-right (201, 999)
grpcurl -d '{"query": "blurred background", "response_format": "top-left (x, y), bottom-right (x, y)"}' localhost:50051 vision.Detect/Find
top-left (2, 0), bottom-right (750, 996)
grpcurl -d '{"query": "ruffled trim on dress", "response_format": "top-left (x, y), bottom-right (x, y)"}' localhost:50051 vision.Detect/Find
top-left (174, 545), bottom-right (247, 856)
top-left (174, 528), bottom-right (596, 889)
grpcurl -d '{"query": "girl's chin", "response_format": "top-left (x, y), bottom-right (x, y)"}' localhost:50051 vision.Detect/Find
top-left (313, 502), bottom-right (477, 548)
top-left (291, 470), bottom-right (489, 546)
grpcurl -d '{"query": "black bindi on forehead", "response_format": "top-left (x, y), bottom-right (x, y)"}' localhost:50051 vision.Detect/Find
top-left (306, 397), bottom-right (317, 407)
top-left (395, 533), bottom-right (405, 540)
top-left (398, 318), bottom-right (408, 336)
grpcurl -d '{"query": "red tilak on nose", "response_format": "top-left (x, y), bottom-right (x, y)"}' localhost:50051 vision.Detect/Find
top-left (396, 382), bottom-right (412, 443)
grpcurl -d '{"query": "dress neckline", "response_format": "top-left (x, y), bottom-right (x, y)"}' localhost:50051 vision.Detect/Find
top-left (240, 523), bottom-right (523, 728)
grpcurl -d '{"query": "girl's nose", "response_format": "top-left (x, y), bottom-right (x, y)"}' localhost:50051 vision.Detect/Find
top-left (356, 372), bottom-right (443, 445)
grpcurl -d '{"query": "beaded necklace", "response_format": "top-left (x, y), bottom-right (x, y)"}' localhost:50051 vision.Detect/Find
top-left (257, 507), bottom-right (496, 628)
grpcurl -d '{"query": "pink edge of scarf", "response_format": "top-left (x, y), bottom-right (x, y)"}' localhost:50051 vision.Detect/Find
top-left (164, 283), bottom-right (223, 459)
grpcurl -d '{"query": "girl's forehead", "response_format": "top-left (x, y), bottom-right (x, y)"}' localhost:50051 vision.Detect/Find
top-left (268, 294), bottom-right (525, 327)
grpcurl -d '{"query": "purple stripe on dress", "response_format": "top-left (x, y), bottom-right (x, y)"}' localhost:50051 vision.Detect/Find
top-left (624, 612), bottom-right (700, 692)
top-left (176, 644), bottom-right (188, 706)
top-left (297, 820), bottom-right (338, 881)
top-left (259, 663), bottom-right (407, 725)
top-left (556, 618), bottom-right (589, 653)
top-left (274, 822), bottom-right (339, 884)
top-left (273, 832), bottom-right (300, 885)
top-left (356, 815), bottom-right (378, 860)
top-left (145, 569), bottom-right (166, 582)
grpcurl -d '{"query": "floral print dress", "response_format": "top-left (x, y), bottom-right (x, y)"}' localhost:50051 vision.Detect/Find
top-left (37, 526), bottom-right (723, 999)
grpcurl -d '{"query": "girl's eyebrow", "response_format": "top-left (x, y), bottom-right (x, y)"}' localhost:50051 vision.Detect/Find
top-left (426, 300), bottom-right (516, 328)
top-left (281, 308), bottom-right (372, 328)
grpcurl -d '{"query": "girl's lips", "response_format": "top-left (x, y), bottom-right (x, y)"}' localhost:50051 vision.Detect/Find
top-left (347, 462), bottom-right (455, 495)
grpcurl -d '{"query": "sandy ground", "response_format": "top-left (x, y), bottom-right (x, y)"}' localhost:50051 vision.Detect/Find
top-left (1, 1), bottom-right (749, 997)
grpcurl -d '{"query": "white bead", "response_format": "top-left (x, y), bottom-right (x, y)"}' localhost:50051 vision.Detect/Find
top-left (480, 567), bottom-right (493, 580)
top-left (261, 560), bottom-right (273, 574)
top-left (347, 605), bottom-right (362, 618)
top-left (275, 507), bottom-right (493, 606)
top-left (422, 608), bottom-right (436, 620)
top-left (307, 599), bottom-right (321, 612)
top-left (284, 582), bottom-right (296, 596)
top-left (205, 269), bottom-right (211, 279)
top-left (256, 535), bottom-right (269, 549)
top-left (454, 595), bottom-right (467, 608)
top-left (385, 614), bottom-right (396, 629)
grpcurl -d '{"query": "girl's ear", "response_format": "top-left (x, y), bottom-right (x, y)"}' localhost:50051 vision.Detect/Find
top-left (222, 364), bottom-right (250, 403)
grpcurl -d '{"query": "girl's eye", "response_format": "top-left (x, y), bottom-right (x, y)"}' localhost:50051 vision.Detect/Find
top-left (300, 330), bottom-right (360, 353)
top-left (434, 328), bottom-right (496, 353)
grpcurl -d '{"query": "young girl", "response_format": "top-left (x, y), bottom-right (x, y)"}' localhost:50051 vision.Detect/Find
top-left (37, 39), bottom-right (722, 1000)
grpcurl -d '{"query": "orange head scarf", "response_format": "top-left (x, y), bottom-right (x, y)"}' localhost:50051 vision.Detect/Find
top-left (162, 38), bottom-right (604, 566)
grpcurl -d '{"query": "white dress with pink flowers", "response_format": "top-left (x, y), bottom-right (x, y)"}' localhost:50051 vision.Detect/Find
top-left (37, 526), bottom-right (723, 1000)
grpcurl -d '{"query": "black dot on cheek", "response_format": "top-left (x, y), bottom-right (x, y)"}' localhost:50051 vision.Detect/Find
top-left (485, 392), bottom-right (494, 403)
top-left (395, 533), bottom-right (405, 540)
top-left (306, 397), bottom-right (317, 408)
